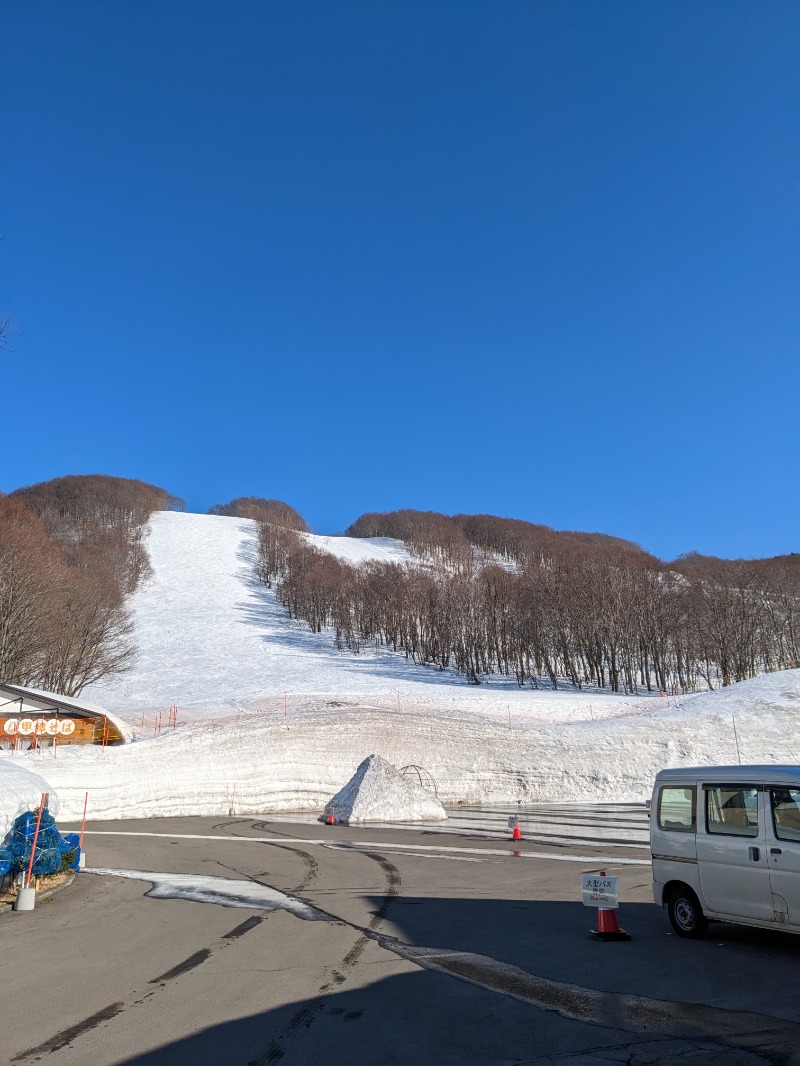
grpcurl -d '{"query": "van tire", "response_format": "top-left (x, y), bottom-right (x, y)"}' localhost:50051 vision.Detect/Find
top-left (667, 886), bottom-right (708, 939)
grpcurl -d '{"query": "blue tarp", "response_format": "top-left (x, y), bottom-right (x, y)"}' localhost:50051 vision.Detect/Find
top-left (7, 808), bottom-right (77, 877)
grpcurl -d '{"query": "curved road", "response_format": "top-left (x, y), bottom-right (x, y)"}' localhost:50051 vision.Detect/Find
top-left (4, 814), bottom-right (800, 1065)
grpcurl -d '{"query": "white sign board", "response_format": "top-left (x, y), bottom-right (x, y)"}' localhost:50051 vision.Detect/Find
top-left (581, 874), bottom-right (619, 909)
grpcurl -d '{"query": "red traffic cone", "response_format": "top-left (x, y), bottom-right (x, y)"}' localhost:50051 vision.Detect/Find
top-left (326, 811), bottom-right (334, 826)
top-left (590, 872), bottom-right (631, 942)
top-left (511, 824), bottom-right (522, 841)
top-left (591, 907), bottom-right (631, 941)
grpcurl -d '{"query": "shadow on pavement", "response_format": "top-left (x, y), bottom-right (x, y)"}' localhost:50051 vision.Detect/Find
top-left (114, 897), bottom-right (800, 1066)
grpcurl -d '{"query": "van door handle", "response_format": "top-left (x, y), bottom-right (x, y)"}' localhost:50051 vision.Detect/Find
top-left (770, 848), bottom-right (783, 855)
top-left (749, 847), bottom-right (761, 862)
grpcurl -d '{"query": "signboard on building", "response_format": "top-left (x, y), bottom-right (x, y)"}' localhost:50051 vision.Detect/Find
top-left (0, 717), bottom-right (96, 744)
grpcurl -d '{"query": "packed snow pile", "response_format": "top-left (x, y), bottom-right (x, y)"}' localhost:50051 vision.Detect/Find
top-left (20, 668), bottom-right (800, 821)
top-left (0, 763), bottom-right (59, 843)
top-left (324, 754), bottom-right (447, 824)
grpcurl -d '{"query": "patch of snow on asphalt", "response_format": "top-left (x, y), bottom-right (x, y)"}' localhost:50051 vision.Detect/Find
top-left (87, 868), bottom-right (332, 919)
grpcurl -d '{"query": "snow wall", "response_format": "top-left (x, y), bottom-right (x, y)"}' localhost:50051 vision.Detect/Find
top-left (8, 671), bottom-right (800, 823)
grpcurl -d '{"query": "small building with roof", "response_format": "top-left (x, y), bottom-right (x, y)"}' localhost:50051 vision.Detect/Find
top-left (0, 683), bottom-right (131, 749)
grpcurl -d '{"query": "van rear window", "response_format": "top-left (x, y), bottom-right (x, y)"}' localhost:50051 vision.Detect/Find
top-left (657, 786), bottom-right (696, 831)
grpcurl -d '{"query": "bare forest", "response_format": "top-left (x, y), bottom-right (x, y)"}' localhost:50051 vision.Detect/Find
top-left (208, 496), bottom-right (309, 531)
top-left (0, 475), bottom-right (183, 695)
top-left (259, 509), bottom-right (800, 693)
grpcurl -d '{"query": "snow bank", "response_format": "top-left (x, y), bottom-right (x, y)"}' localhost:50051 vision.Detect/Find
top-left (16, 670), bottom-right (800, 821)
top-left (325, 754), bottom-right (447, 824)
top-left (0, 762), bottom-right (60, 843)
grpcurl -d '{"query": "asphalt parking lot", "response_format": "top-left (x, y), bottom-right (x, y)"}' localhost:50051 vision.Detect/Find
top-left (4, 811), bottom-right (800, 1065)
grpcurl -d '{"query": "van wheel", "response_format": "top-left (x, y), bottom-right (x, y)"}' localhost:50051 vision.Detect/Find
top-left (667, 886), bottom-right (708, 939)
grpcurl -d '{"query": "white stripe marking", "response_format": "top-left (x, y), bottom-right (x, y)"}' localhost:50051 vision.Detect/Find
top-left (81, 830), bottom-right (650, 866)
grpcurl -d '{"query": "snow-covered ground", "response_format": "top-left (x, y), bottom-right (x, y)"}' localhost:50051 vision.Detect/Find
top-left (2, 511), bottom-right (798, 827)
top-left (0, 763), bottom-right (60, 842)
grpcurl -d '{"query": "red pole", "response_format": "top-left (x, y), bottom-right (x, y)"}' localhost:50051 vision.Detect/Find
top-left (79, 791), bottom-right (89, 850)
top-left (25, 795), bottom-right (45, 889)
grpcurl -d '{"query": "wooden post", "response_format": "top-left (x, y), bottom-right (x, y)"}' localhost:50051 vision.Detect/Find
top-left (25, 796), bottom-right (45, 889)
top-left (79, 791), bottom-right (89, 851)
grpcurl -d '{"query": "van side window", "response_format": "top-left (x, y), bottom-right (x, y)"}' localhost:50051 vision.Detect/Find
top-left (657, 786), bottom-right (696, 831)
top-left (769, 788), bottom-right (800, 842)
top-left (706, 786), bottom-right (759, 837)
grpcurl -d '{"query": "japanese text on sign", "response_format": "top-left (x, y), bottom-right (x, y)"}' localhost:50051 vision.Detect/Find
top-left (581, 874), bottom-right (619, 909)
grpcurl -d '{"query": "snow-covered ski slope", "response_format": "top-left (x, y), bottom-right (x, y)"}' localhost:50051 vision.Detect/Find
top-left (83, 511), bottom-right (652, 723)
top-left (84, 511), bottom-right (419, 712)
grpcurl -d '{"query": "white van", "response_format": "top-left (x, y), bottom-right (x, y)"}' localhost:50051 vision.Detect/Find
top-left (651, 765), bottom-right (800, 938)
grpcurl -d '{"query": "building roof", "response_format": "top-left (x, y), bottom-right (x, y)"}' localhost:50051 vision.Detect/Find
top-left (0, 683), bottom-right (133, 740)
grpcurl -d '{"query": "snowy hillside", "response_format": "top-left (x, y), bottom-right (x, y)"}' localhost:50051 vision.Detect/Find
top-left (6, 510), bottom-right (795, 823)
top-left (82, 511), bottom-right (649, 723)
top-left (83, 512), bottom-right (417, 712)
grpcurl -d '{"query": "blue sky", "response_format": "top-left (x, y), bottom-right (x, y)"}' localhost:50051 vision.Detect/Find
top-left (2, 2), bottom-right (798, 560)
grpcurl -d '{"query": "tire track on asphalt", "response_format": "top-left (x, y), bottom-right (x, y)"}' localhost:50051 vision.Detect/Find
top-left (212, 819), bottom-right (321, 895)
top-left (255, 848), bottom-right (402, 1065)
top-left (10, 912), bottom-right (269, 1063)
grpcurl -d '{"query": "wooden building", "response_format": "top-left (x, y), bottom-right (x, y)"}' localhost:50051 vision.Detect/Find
top-left (0, 684), bottom-right (132, 748)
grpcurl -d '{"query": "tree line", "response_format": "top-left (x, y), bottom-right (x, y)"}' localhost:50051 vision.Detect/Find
top-left (0, 475), bottom-right (183, 695)
top-left (259, 508), bottom-right (800, 692)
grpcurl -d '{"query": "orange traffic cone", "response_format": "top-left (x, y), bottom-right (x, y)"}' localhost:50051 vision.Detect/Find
top-left (511, 824), bottom-right (522, 841)
top-left (591, 906), bottom-right (631, 941)
top-left (326, 811), bottom-right (334, 826)
top-left (589, 872), bottom-right (631, 942)
top-left (590, 868), bottom-right (631, 941)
